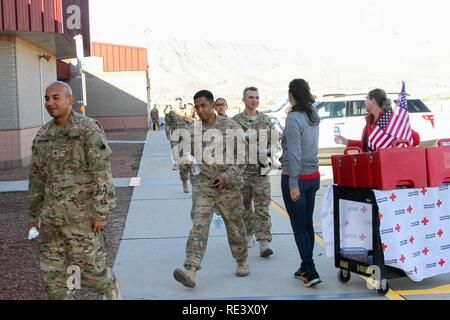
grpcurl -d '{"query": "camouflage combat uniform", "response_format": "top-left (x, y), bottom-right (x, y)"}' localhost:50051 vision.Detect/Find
top-left (184, 116), bottom-right (248, 270)
top-left (150, 107), bottom-right (159, 130)
top-left (232, 111), bottom-right (275, 242)
top-left (166, 108), bottom-right (195, 183)
top-left (28, 112), bottom-right (119, 300)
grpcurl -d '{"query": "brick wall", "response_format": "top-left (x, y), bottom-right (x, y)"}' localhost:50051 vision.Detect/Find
top-left (95, 115), bottom-right (149, 131)
top-left (16, 39), bottom-right (56, 128)
top-left (0, 37), bottom-right (56, 169)
top-left (0, 38), bottom-right (19, 130)
top-left (0, 127), bottom-right (39, 169)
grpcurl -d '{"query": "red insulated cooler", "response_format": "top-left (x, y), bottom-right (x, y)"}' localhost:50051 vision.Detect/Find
top-left (351, 152), bottom-right (374, 188)
top-left (371, 140), bottom-right (428, 190)
top-left (426, 139), bottom-right (450, 187)
top-left (331, 147), bottom-right (362, 187)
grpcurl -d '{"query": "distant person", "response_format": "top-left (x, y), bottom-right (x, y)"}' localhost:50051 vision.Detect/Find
top-left (28, 81), bottom-right (121, 299)
top-left (166, 97), bottom-right (194, 192)
top-left (151, 105), bottom-right (160, 131)
top-left (280, 79), bottom-right (321, 287)
top-left (185, 103), bottom-right (196, 120)
top-left (164, 104), bottom-right (173, 140)
top-left (215, 98), bottom-right (228, 117)
top-left (334, 88), bottom-right (420, 151)
top-left (233, 87), bottom-right (275, 256)
top-left (173, 90), bottom-right (249, 288)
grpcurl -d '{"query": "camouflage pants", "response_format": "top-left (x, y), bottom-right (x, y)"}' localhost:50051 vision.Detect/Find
top-left (179, 165), bottom-right (190, 183)
top-left (165, 125), bottom-right (171, 140)
top-left (152, 119), bottom-right (159, 130)
top-left (241, 174), bottom-right (272, 242)
top-left (37, 222), bottom-right (117, 300)
top-left (185, 185), bottom-right (247, 270)
top-left (170, 140), bottom-right (190, 183)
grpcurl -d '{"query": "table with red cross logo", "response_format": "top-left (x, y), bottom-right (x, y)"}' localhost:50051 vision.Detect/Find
top-left (374, 185), bottom-right (450, 282)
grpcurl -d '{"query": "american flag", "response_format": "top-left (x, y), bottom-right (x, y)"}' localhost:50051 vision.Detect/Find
top-left (368, 82), bottom-right (413, 150)
top-left (367, 108), bottom-right (396, 150)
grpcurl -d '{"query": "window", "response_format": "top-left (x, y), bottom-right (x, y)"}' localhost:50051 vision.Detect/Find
top-left (316, 102), bottom-right (347, 119)
top-left (349, 101), bottom-right (368, 116)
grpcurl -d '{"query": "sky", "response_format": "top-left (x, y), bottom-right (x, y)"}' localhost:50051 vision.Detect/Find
top-left (90, 0), bottom-right (450, 52)
top-left (89, 0), bottom-right (450, 99)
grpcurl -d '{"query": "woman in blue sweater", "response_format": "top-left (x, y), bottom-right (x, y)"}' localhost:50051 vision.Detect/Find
top-left (281, 79), bottom-right (321, 287)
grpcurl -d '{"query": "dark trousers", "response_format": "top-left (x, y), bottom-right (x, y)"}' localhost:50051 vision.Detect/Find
top-left (281, 175), bottom-right (320, 272)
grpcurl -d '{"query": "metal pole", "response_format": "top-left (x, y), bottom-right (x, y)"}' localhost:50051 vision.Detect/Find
top-left (39, 56), bottom-right (45, 125)
top-left (74, 35), bottom-right (87, 116)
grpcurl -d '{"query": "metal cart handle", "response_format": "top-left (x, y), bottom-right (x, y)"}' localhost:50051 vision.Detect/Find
top-left (344, 147), bottom-right (362, 155)
top-left (438, 138), bottom-right (450, 147)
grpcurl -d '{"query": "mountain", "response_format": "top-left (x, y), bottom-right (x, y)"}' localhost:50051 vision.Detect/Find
top-left (148, 37), bottom-right (450, 107)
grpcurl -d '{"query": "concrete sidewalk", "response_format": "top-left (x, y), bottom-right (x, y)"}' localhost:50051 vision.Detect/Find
top-left (0, 178), bottom-right (140, 193)
top-left (113, 130), bottom-right (450, 300)
top-left (112, 130), bottom-right (391, 300)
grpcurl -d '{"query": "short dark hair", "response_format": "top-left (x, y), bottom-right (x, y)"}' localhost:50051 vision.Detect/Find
top-left (243, 87), bottom-right (258, 97)
top-left (215, 98), bottom-right (228, 105)
top-left (175, 97), bottom-right (182, 102)
top-left (194, 90), bottom-right (214, 102)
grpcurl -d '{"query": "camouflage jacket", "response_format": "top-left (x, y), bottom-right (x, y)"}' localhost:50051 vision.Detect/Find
top-left (232, 111), bottom-right (275, 175)
top-left (187, 115), bottom-right (247, 193)
top-left (28, 112), bottom-right (117, 226)
top-left (150, 108), bottom-right (159, 121)
top-left (166, 109), bottom-right (194, 131)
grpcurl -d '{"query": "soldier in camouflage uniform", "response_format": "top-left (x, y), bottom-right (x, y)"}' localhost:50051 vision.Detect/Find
top-left (150, 105), bottom-right (160, 131)
top-left (173, 90), bottom-right (248, 288)
top-left (27, 81), bottom-right (121, 300)
top-left (166, 99), bottom-right (196, 193)
top-left (214, 98), bottom-right (229, 117)
top-left (164, 105), bottom-right (173, 140)
top-left (233, 87), bottom-right (275, 258)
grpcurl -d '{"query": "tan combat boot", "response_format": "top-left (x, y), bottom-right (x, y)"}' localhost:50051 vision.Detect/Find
top-left (259, 240), bottom-right (274, 258)
top-left (183, 181), bottom-right (189, 193)
top-left (173, 266), bottom-right (196, 288)
top-left (104, 277), bottom-right (123, 300)
top-left (236, 260), bottom-right (250, 277)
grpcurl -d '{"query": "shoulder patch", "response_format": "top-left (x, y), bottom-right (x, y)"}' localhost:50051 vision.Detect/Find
top-left (87, 132), bottom-right (112, 159)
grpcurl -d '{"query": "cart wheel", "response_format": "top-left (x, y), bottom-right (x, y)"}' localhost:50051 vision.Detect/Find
top-left (338, 269), bottom-right (351, 283)
top-left (377, 279), bottom-right (390, 295)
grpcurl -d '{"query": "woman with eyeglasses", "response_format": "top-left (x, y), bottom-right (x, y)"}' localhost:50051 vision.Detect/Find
top-left (334, 88), bottom-right (420, 151)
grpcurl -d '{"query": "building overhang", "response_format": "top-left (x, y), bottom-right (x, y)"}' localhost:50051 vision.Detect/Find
top-left (0, 30), bottom-right (86, 59)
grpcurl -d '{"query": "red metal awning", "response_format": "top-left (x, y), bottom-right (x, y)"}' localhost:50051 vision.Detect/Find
top-left (0, 0), bottom-right (91, 59)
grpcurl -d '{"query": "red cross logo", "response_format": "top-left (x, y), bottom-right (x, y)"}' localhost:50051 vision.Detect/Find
top-left (395, 224), bottom-right (401, 232)
top-left (437, 200), bottom-right (443, 208)
top-left (389, 193), bottom-right (397, 202)
top-left (422, 247), bottom-right (429, 256)
top-left (407, 205), bottom-right (413, 214)
top-left (414, 266), bottom-right (418, 274)
top-left (438, 229), bottom-right (444, 238)
top-left (421, 217), bottom-right (429, 226)
top-left (361, 206), bottom-right (368, 214)
top-left (378, 212), bottom-right (383, 221)
top-left (359, 233), bottom-right (366, 241)
top-left (439, 259), bottom-right (445, 267)
top-left (409, 236), bottom-right (415, 244)
top-left (421, 188), bottom-right (428, 195)
top-left (382, 243), bottom-right (388, 251)
top-left (400, 255), bottom-right (406, 263)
